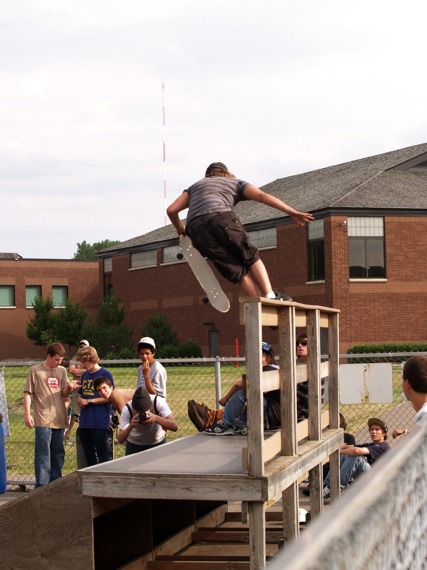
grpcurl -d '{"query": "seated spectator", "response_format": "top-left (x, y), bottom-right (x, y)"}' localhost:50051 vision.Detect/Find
top-left (322, 417), bottom-right (390, 499)
top-left (188, 342), bottom-right (280, 435)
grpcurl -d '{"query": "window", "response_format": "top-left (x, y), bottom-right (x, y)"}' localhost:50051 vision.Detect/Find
top-left (26, 285), bottom-right (42, 308)
top-left (0, 286), bottom-right (15, 307)
top-left (104, 257), bottom-right (112, 273)
top-left (248, 228), bottom-right (277, 249)
top-left (162, 245), bottom-right (181, 264)
top-left (131, 250), bottom-right (157, 269)
top-left (308, 219), bottom-right (325, 281)
top-left (348, 217), bottom-right (385, 278)
top-left (52, 286), bottom-right (68, 307)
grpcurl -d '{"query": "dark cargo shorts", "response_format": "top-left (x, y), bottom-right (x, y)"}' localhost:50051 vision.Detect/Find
top-left (186, 211), bottom-right (260, 284)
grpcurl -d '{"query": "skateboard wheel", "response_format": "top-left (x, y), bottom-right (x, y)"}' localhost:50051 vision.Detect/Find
top-left (202, 296), bottom-right (209, 304)
top-left (242, 428), bottom-right (248, 436)
top-left (176, 252), bottom-right (184, 260)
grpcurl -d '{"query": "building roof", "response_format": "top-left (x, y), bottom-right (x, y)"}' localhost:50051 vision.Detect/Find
top-left (0, 253), bottom-right (23, 260)
top-left (101, 142), bottom-right (427, 255)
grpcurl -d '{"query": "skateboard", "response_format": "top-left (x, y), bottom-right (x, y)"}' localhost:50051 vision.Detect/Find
top-left (177, 235), bottom-right (230, 313)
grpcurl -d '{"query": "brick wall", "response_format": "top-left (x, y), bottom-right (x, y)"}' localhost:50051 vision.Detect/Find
top-left (106, 214), bottom-right (427, 356)
top-left (0, 259), bottom-right (100, 359)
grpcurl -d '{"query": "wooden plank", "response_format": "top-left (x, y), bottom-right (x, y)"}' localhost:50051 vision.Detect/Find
top-left (244, 300), bottom-right (264, 478)
top-left (242, 411), bottom-right (331, 469)
top-left (0, 473), bottom-right (93, 569)
top-left (282, 482), bottom-right (299, 541)
top-left (264, 430), bottom-right (344, 504)
top-left (225, 511), bottom-right (283, 523)
top-left (279, 306), bottom-right (297, 457)
top-left (81, 473), bottom-right (264, 502)
top-left (191, 530), bottom-right (284, 544)
top-left (180, 544), bottom-right (279, 557)
top-left (155, 555), bottom-right (250, 561)
top-left (248, 501), bottom-right (266, 569)
top-left (147, 562), bottom-right (250, 569)
top-left (308, 463), bottom-right (324, 520)
top-left (307, 310), bottom-right (322, 440)
top-left (256, 361), bottom-right (329, 394)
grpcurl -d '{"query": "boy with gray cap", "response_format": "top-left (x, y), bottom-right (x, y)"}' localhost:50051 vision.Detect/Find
top-left (118, 386), bottom-right (178, 455)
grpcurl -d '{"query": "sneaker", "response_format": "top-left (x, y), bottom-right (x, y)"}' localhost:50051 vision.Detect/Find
top-left (302, 487), bottom-right (310, 497)
top-left (274, 291), bottom-right (292, 301)
top-left (323, 486), bottom-right (331, 499)
top-left (205, 420), bottom-right (235, 436)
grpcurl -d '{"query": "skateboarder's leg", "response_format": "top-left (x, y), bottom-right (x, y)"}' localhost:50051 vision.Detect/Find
top-left (240, 259), bottom-right (272, 296)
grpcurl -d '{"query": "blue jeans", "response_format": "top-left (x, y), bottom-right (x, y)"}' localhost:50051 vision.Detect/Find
top-left (324, 454), bottom-right (371, 488)
top-left (34, 427), bottom-right (65, 488)
top-left (79, 428), bottom-right (110, 467)
top-left (223, 390), bottom-right (246, 425)
top-left (223, 389), bottom-right (268, 427)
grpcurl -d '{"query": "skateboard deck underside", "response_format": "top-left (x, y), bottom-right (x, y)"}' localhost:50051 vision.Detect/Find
top-left (180, 235), bottom-right (230, 313)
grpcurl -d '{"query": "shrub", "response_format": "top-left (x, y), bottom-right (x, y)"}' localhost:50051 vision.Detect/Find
top-left (178, 339), bottom-right (203, 358)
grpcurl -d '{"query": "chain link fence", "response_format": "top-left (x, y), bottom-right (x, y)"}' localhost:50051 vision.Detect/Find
top-left (0, 352), bottom-right (420, 489)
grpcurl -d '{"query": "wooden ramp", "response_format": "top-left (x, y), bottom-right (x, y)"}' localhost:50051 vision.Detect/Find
top-left (1, 298), bottom-right (340, 569)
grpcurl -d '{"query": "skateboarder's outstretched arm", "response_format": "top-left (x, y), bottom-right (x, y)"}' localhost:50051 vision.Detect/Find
top-left (243, 185), bottom-right (314, 226)
top-left (167, 193), bottom-right (189, 235)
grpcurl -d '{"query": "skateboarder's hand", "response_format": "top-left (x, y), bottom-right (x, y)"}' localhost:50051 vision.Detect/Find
top-left (289, 211), bottom-right (315, 226)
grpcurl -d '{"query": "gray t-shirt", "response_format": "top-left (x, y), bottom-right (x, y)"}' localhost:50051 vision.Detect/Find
top-left (184, 176), bottom-right (250, 225)
top-left (136, 360), bottom-right (167, 397)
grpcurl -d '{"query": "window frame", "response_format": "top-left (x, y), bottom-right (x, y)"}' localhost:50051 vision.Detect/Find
top-left (348, 217), bottom-right (386, 280)
top-left (0, 285), bottom-right (15, 308)
top-left (25, 285), bottom-right (42, 308)
top-left (307, 219), bottom-right (325, 282)
top-left (130, 250), bottom-right (157, 270)
top-left (52, 286), bottom-right (68, 308)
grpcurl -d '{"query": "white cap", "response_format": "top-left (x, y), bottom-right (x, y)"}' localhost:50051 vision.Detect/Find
top-left (137, 337), bottom-right (156, 351)
top-left (79, 339), bottom-right (90, 347)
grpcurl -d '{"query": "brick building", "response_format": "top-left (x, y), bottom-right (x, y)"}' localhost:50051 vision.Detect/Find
top-left (99, 143), bottom-right (427, 355)
top-left (0, 256), bottom-right (100, 359)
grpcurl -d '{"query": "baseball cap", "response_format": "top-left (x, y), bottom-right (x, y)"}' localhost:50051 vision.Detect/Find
top-left (79, 339), bottom-right (90, 347)
top-left (132, 386), bottom-right (152, 413)
top-left (367, 417), bottom-right (388, 433)
top-left (262, 341), bottom-right (274, 356)
top-left (137, 337), bottom-right (156, 351)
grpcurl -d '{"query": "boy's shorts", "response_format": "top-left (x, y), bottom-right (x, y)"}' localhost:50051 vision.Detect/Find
top-left (186, 211), bottom-right (260, 284)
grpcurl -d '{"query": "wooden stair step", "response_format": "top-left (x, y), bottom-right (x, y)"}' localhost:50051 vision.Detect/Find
top-left (191, 529), bottom-right (284, 544)
top-left (147, 563), bottom-right (250, 569)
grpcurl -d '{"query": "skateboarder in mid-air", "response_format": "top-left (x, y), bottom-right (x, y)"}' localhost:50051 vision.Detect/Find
top-left (167, 162), bottom-right (314, 300)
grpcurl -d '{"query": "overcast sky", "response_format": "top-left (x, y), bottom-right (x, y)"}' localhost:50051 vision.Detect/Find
top-left (1, 0), bottom-right (425, 259)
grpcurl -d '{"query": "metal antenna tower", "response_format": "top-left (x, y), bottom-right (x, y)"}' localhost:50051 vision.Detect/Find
top-left (162, 81), bottom-right (167, 226)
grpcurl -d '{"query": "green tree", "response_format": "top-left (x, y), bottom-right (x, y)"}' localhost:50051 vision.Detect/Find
top-left (53, 300), bottom-right (87, 354)
top-left (83, 292), bottom-right (133, 357)
top-left (26, 297), bottom-right (88, 352)
top-left (26, 296), bottom-right (56, 346)
top-left (140, 315), bottom-right (179, 354)
top-left (73, 239), bottom-right (121, 261)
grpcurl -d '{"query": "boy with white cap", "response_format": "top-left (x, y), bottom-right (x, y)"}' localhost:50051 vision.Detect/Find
top-left (136, 337), bottom-right (167, 397)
